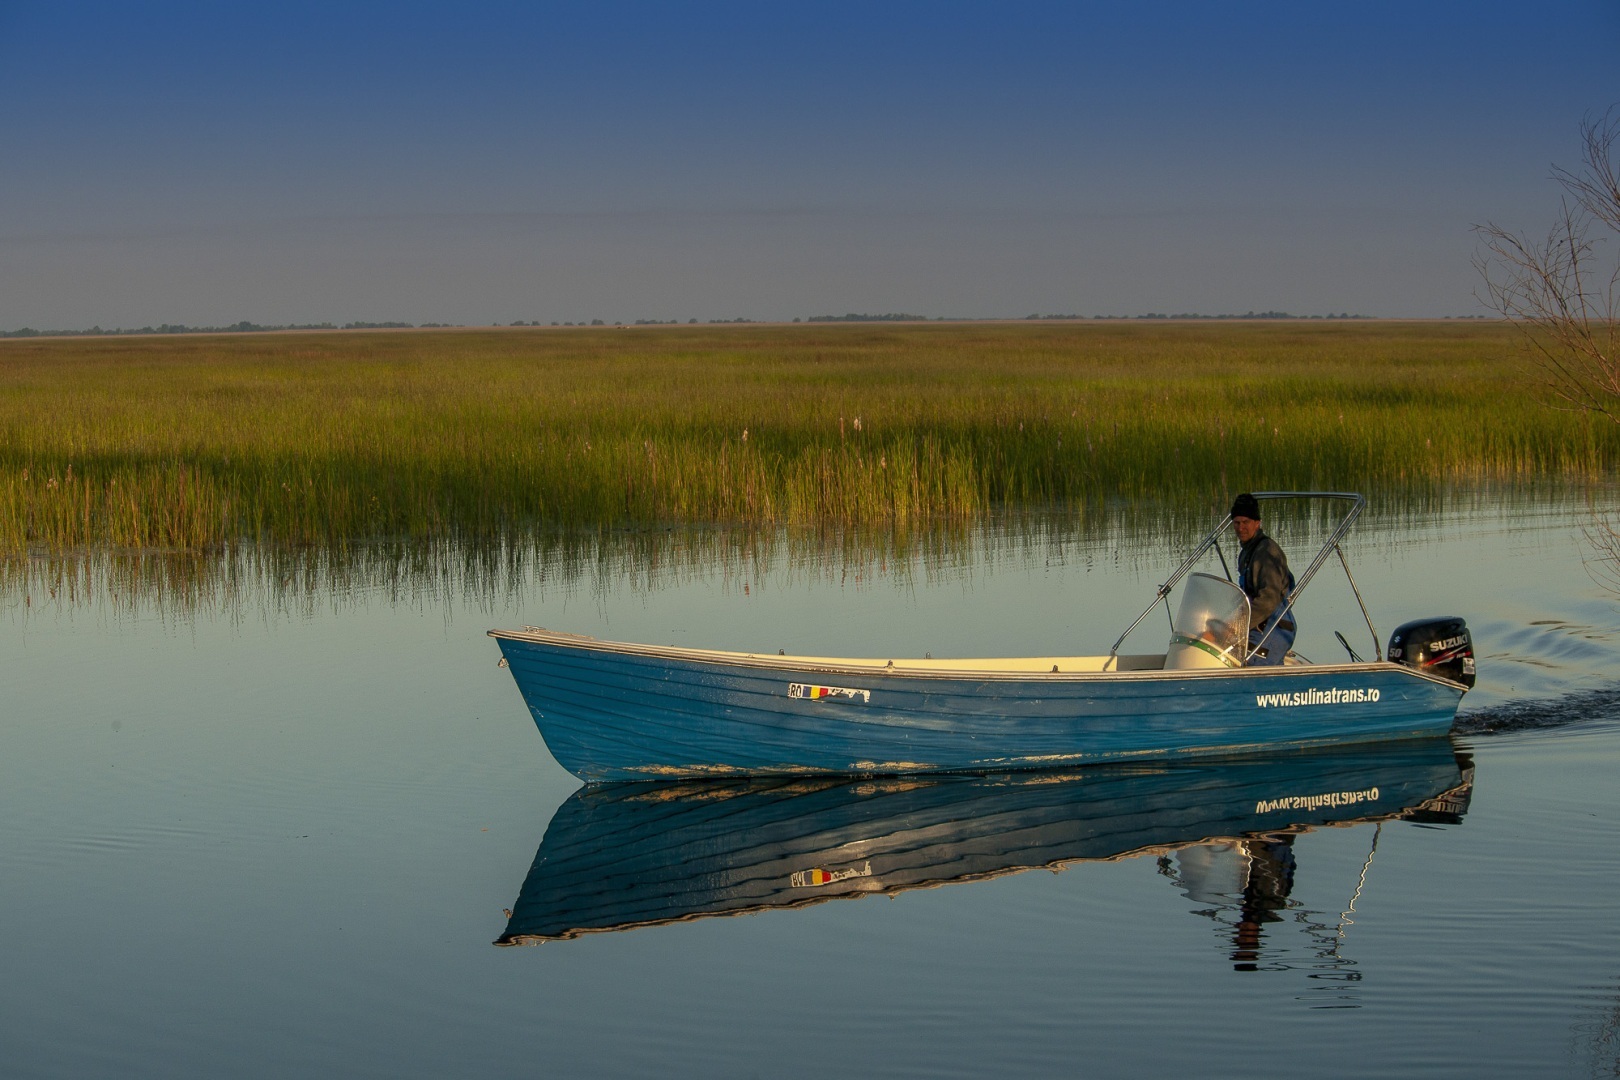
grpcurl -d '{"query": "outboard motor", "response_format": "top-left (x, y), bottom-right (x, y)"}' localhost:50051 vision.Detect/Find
top-left (1387, 617), bottom-right (1475, 689)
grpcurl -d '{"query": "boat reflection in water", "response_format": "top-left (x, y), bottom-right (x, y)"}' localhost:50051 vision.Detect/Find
top-left (497, 739), bottom-right (1473, 970)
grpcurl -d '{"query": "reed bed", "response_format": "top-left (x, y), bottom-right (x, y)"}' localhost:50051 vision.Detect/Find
top-left (0, 321), bottom-right (1611, 554)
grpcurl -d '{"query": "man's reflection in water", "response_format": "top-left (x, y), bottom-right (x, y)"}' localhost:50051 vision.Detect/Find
top-left (1159, 837), bottom-right (1298, 971)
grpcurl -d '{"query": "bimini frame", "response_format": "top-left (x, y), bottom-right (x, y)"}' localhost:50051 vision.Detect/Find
top-left (1108, 492), bottom-right (1380, 667)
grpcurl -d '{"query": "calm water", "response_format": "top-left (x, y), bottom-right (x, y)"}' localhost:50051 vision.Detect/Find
top-left (4, 492), bottom-right (1619, 1078)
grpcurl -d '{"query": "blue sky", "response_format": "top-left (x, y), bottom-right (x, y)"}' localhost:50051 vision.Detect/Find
top-left (2, 1), bottom-right (1616, 328)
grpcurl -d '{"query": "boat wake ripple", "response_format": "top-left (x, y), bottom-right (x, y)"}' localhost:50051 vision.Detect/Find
top-left (1453, 683), bottom-right (1620, 735)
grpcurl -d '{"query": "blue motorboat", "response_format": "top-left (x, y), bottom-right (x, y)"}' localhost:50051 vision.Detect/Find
top-left (490, 493), bottom-right (1476, 782)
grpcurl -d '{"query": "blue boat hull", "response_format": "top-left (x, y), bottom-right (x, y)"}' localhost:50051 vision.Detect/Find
top-left (490, 629), bottom-right (1466, 782)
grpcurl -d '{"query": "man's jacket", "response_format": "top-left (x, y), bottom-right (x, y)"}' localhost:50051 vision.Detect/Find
top-left (1238, 529), bottom-right (1294, 629)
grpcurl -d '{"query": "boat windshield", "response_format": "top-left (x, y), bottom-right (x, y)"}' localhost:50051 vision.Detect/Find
top-left (1171, 574), bottom-right (1251, 661)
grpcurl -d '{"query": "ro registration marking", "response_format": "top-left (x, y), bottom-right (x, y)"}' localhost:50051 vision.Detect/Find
top-left (788, 683), bottom-right (871, 704)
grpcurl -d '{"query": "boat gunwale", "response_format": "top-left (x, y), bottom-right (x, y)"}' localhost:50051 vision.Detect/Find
top-left (487, 627), bottom-right (1469, 691)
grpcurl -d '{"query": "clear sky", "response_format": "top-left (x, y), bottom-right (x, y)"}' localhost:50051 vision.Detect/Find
top-left (2, 0), bottom-right (1617, 329)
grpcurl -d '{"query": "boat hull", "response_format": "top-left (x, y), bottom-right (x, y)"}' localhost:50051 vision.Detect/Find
top-left (490, 629), bottom-right (1466, 782)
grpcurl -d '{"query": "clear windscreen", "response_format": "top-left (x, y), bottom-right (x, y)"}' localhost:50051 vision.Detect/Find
top-left (1171, 573), bottom-right (1251, 657)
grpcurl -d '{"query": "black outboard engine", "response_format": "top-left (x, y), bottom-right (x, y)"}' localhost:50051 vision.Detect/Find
top-left (1387, 617), bottom-right (1475, 689)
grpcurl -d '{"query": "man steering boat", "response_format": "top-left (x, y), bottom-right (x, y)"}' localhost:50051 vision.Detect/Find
top-left (1230, 492), bottom-right (1296, 666)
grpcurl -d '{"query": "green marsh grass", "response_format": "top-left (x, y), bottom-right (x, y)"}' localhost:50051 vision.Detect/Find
top-left (1, 321), bottom-right (1613, 554)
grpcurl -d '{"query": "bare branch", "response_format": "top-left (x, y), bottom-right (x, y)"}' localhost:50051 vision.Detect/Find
top-left (1584, 507), bottom-right (1620, 593)
top-left (1476, 108), bottom-right (1620, 424)
top-left (1554, 108), bottom-right (1620, 235)
top-left (1481, 111), bottom-right (1620, 596)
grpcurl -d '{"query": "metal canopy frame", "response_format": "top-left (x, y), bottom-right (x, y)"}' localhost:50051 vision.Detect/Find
top-left (1108, 491), bottom-right (1380, 667)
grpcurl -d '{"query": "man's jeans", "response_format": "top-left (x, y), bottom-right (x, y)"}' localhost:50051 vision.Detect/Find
top-left (1247, 617), bottom-right (1296, 666)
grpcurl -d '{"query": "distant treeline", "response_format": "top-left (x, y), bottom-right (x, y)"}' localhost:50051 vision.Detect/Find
top-left (5, 311), bottom-right (1504, 340)
top-left (1041, 311), bottom-right (1375, 321)
top-left (807, 313), bottom-right (933, 322)
top-left (0, 320), bottom-right (441, 338)
top-left (804, 311), bottom-right (1388, 323)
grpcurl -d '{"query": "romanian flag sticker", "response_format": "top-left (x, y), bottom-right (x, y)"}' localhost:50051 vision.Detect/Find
top-left (788, 682), bottom-right (872, 704)
top-left (791, 861), bottom-right (874, 888)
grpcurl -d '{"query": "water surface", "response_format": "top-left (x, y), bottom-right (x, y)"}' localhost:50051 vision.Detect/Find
top-left (4, 490), bottom-right (1618, 1078)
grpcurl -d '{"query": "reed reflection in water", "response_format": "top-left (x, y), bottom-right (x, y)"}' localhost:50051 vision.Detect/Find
top-left (1, 482), bottom-right (1574, 624)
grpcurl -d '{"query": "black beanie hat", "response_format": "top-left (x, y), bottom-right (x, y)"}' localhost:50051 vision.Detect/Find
top-left (1230, 493), bottom-right (1261, 520)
